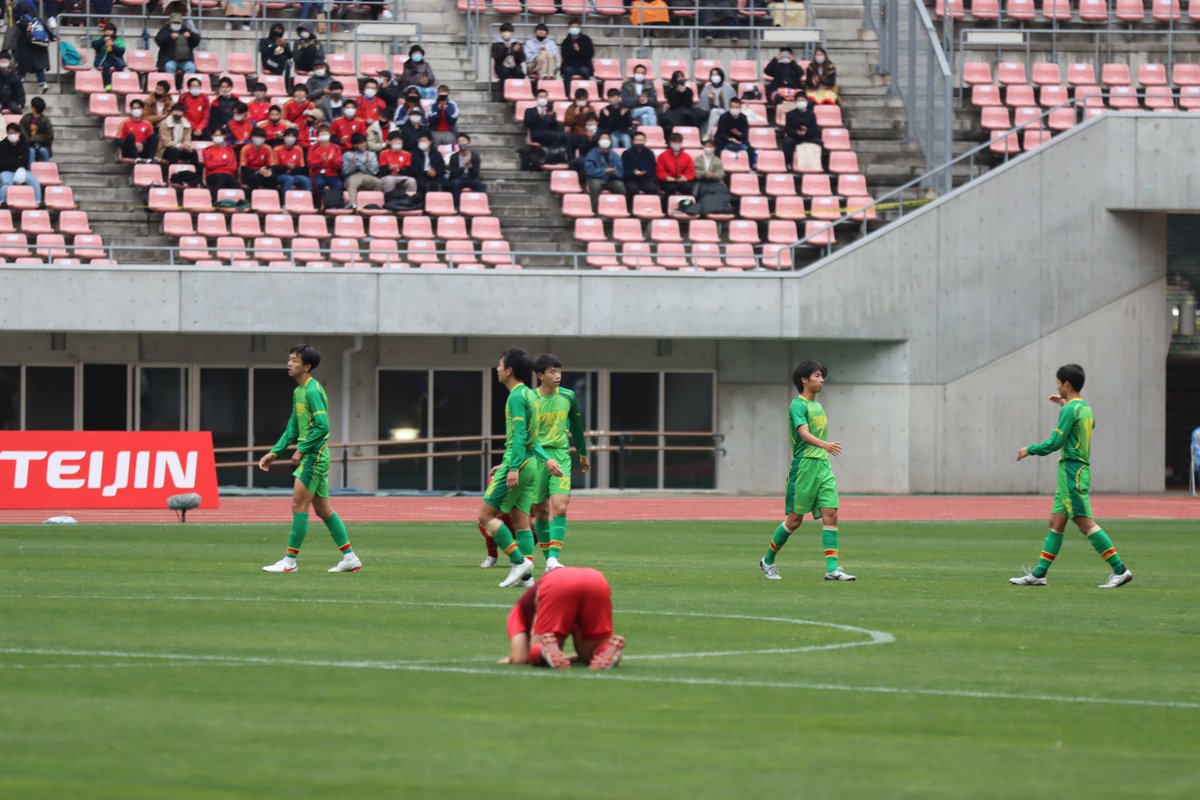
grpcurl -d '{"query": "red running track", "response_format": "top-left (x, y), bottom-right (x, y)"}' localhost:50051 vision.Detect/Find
top-left (1, 494), bottom-right (1197, 525)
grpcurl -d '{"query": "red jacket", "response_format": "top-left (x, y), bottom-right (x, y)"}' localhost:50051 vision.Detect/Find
top-left (282, 98), bottom-right (313, 125)
top-left (358, 95), bottom-right (387, 124)
top-left (378, 147), bottom-right (412, 174)
top-left (273, 144), bottom-right (306, 172)
top-left (656, 148), bottom-right (696, 182)
top-left (202, 145), bottom-right (239, 176)
top-left (259, 119), bottom-right (292, 143)
top-left (226, 117), bottom-right (255, 147)
top-left (329, 117), bottom-right (367, 149)
top-left (307, 143), bottom-right (342, 177)
top-left (247, 99), bottom-right (272, 124)
top-left (181, 93), bottom-right (210, 134)
top-left (117, 117), bottom-right (154, 143)
top-left (240, 143), bottom-right (276, 170)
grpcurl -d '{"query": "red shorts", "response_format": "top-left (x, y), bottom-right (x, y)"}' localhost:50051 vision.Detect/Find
top-left (531, 567), bottom-right (613, 641)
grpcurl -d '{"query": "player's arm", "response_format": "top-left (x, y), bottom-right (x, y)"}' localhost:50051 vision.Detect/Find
top-left (1019, 404), bottom-right (1074, 461)
top-left (567, 390), bottom-right (590, 472)
top-left (298, 383), bottom-right (330, 454)
top-left (501, 632), bottom-right (530, 665)
top-left (261, 407), bottom-right (299, 469)
top-left (504, 392), bottom-right (526, 487)
top-left (797, 424), bottom-right (843, 457)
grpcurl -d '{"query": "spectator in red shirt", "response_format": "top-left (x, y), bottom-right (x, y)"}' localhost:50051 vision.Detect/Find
top-left (307, 126), bottom-right (343, 207)
top-left (180, 76), bottom-right (211, 140)
top-left (201, 130), bottom-right (240, 197)
top-left (225, 102), bottom-right (255, 150)
top-left (282, 83), bottom-right (313, 127)
top-left (239, 128), bottom-right (278, 191)
top-left (378, 130), bottom-right (416, 196)
top-left (117, 99), bottom-right (159, 163)
top-left (272, 129), bottom-right (311, 195)
top-left (246, 82), bottom-right (272, 124)
top-left (329, 99), bottom-right (366, 149)
top-left (358, 78), bottom-right (387, 125)
top-left (656, 132), bottom-right (695, 208)
top-left (258, 105), bottom-right (293, 146)
top-left (427, 85), bottom-right (459, 148)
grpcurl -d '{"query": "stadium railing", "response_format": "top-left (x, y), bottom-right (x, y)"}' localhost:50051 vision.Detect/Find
top-left (952, 26), bottom-right (1200, 74)
top-left (54, 1), bottom-right (414, 37)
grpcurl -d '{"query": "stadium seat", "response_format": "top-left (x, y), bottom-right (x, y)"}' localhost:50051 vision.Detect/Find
top-left (1006, 85), bottom-right (1036, 107)
top-left (330, 237), bottom-right (366, 265)
top-left (132, 162), bottom-right (162, 188)
top-left (1101, 63), bottom-right (1132, 86)
top-left (44, 186), bottom-right (77, 211)
top-left (1013, 106), bottom-right (1043, 130)
top-left (845, 196), bottom-right (878, 222)
top-left (111, 72), bottom-right (141, 95)
top-left (688, 219), bottom-right (720, 243)
top-left (470, 217), bottom-right (502, 241)
top-left (1114, 0), bottom-right (1145, 21)
top-left (563, 193), bottom-right (596, 220)
top-left (989, 130), bottom-right (1021, 155)
top-left (539, 79), bottom-right (568, 102)
top-left (1151, 0), bottom-right (1181, 19)
top-left (162, 211), bottom-right (194, 238)
top-left (724, 243), bottom-right (758, 270)
top-left (360, 53), bottom-right (389, 77)
top-left (1067, 64), bottom-right (1097, 86)
top-left (197, 213), bottom-right (229, 238)
top-left (1041, 0), bottom-right (1071, 19)
top-left (193, 51), bottom-right (221, 74)
top-left (598, 194), bottom-right (630, 219)
top-left (102, 116), bottom-right (128, 140)
top-left (1144, 86), bottom-right (1177, 110)
top-left (334, 215), bottom-right (365, 240)
top-left (767, 219), bottom-right (799, 244)
top-left (445, 240), bottom-right (480, 268)
top-left (1039, 84), bottom-right (1069, 108)
top-left (297, 214), bottom-right (330, 239)
top-left (177, 235), bottom-right (210, 261)
top-left (620, 242), bottom-right (655, 269)
top-left (593, 59), bottom-right (622, 82)
top-left (1172, 64), bottom-right (1200, 87)
top-left (1047, 107), bottom-right (1078, 131)
top-left (612, 218), bottom-right (646, 243)
top-left (231, 213), bottom-right (263, 239)
top-left (1022, 130), bottom-right (1052, 151)
top-left (802, 220), bottom-right (836, 247)
top-left (649, 218), bottom-right (683, 243)
top-left (828, 152), bottom-right (859, 175)
top-left (251, 190), bottom-right (283, 214)
top-left (253, 236), bottom-right (286, 263)
top-left (550, 170), bottom-right (581, 194)
top-left (837, 174), bottom-right (868, 197)
top-left (720, 151), bottom-right (751, 174)
top-left (424, 192), bottom-right (457, 216)
top-left (632, 195), bottom-right (664, 219)
top-left (962, 62), bottom-right (991, 86)
top-left (72, 235), bottom-right (107, 260)
top-left (755, 150), bottom-right (787, 174)
top-left (800, 174), bottom-right (833, 197)
top-left (0, 232), bottom-right (29, 257)
top-left (182, 189), bottom-right (213, 213)
top-left (20, 210), bottom-right (53, 235)
top-left (747, 127), bottom-right (777, 151)
top-left (690, 242), bottom-right (724, 270)
top-left (59, 211), bottom-right (92, 236)
top-left (291, 237), bottom-right (324, 264)
top-left (1031, 63), bottom-right (1063, 87)
top-left (971, 85), bottom-right (1002, 107)
top-left (5, 186), bottom-right (38, 210)
top-left (997, 63), bottom-right (1027, 86)
top-left (480, 239), bottom-right (516, 267)
top-left (34, 232), bottom-right (67, 259)
top-left (368, 215), bottom-right (400, 240)
top-left (980, 107), bottom-right (1012, 130)
top-left (936, 0), bottom-right (965, 16)
top-left (88, 92), bottom-right (119, 117)
top-left (822, 128), bottom-right (851, 151)
top-left (765, 174), bottom-right (797, 197)
top-left (809, 196), bottom-right (842, 221)
top-left (574, 218), bottom-right (607, 243)
top-left (729, 173), bottom-right (761, 197)
top-left (586, 241), bottom-right (619, 269)
top-left (739, 196), bottom-right (771, 221)
top-left (0, 209), bottom-right (12, 233)
top-left (1179, 86), bottom-right (1200, 110)
top-left (405, 239), bottom-right (442, 266)
top-left (1078, 0), bottom-right (1109, 22)
top-left (774, 196), bottom-right (807, 220)
top-left (460, 192), bottom-right (492, 217)
top-left (368, 238), bottom-right (404, 266)
top-left (1138, 63), bottom-right (1168, 87)
top-left (285, 191), bottom-right (317, 215)
top-left (1107, 85), bottom-right (1140, 110)
top-left (74, 70), bottom-right (105, 93)
top-left (653, 243), bottom-right (690, 270)
top-left (438, 216), bottom-right (471, 242)
top-left (728, 219), bottom-right (761, 244)
top-left (402, 215), bottom-right (435, 240)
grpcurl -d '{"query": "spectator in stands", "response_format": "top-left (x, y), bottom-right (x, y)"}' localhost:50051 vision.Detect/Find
top-left (560, 20), bottom-right (595, 83)
top-left (201, 129), bottom-right (241, 198)
top-left (365, 114), bottom-right (386, 153)
top-left (427, 86), bottom-right (459, 148)
top-left (714, 98), bottom-right (753, 164)
top-left (621, 65), bottom-right (659, 129)
top-left (0, 52), bottom-right (24, 114)
top-left (20, 96), bottom-right (52, 163)
top-left (447, 133), bottom-right (484, 211)
top-left (156, 103), bottom-right (199, 173)
top-left (330, 99), bottom-right (366, 149)
top-left (293, 24), bottom-right (325, 76)
top-left (225, 102), bottom-right (255, 150)
top-left (407, 72), bottom-right (437, 101)
top-left (181, 77), bottom-right (211, 140)
top-left (210, 77), bottom-right (240, 137)
top-left (283, 83), bottom-right (315, 127)
top-left (91, 22), bottom-right (126, 92)
top-left (12, 2), bottom-right (50, 93)
top-left (662, 70), bottom-right (703, 135)
top-left (700, 0), bottom-right (740, 44)
top-left (393, 88), bottom-right (425, 126)
top-left (336, 0), bottom-right (391, 23)
top-left (307, 125), bottom-right (343, 207)
top-left (805, 47), bottom-right (840, 105)
top-left (598, 89), bottom-right (633, 149)
top-left (524, 22), bottom-right (558, 81)
top-left (621, 130), bottom-right (657, 211)
top-left (143, 80), bottom-right (174, 130)
top-left (341, 133), bottom-right (380, 208)
top-left (782, 93), bottom-right (821, 169)
top-left (358, 79), bottom-right (387, 126)
top-left (260, 105), bottom-right (294, 146)
top-left (247, 83), bottom-right (272, 124)
top-left (375, 70), bottom-right (404, 121)
top-left (656, 133), bottom-right (694, 207)
top-left (239, 129), bottom-right (278, 191)
top-left (155, 11), bottom-right (200, 89)
top-left (402, 45), bottom-right (436, 88)
top-left (398, 104), bottom-right (431, 153)
top-left (317, 81), bottom-right (346, 122)
top-left (272, 129), bottom-right (311, 195)
top-left (491, 22), bottom-right (524, 100)
top-left (259, 23), bottom-right (293, 90)
top-left (563, 88), bottom-right (592, 136)
top-left (406, 132), bottom-right (445, 198)
top-left (117, 100), bottom-right (159, 163)
top-left (764, 47), bottom-right (804, 106)
top-left (378, 130), bottom-right (416, 196)
top-left (305, 60), bottom-right (334, 103)
top-left (583, 134), bottom-right (623, 212)
top-left (525, 88), bottom-right (585, 161)
top-left (0, 123), bottom-right (40, 205)
top-left (698, 67), bottom-right (736, 138)
top-left (693, 138), bottom-right (725, 185)
top-left (223, 0), bottom-right (255, 32)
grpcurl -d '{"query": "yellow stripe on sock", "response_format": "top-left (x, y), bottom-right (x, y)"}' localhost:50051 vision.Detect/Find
top-left (1101, 547), bottom-right (1117, 560)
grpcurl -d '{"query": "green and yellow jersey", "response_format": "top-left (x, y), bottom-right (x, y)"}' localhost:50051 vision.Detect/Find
top-left (535, 386), bottom-right (589, 457)
top-left (788, 395), bottom-right (830, 462)
top-left (270, 377), bottom-right (330, 457)
top-left (501, 384), bottom-right (550, 471)
top-left (1028, 397), bottom-right (1094, 465)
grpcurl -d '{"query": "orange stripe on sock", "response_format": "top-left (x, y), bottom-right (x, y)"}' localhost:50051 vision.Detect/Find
top-left (1040, 551), bottom-right (1056, 561)
top-left (339, 543), bottom-right (352, 552)
top-left (286, 547), bottom-right (300, 555)
top-left (1101, 547), bottom-right (1117, 560)
top-left (768, 542), bottom-right (781, 552)
top-left (549, 540), bottom-right (563, 548)
top-left (824, 549), bottom-right (838, 557)
top-left (503, 542), bottom-right (519, 555)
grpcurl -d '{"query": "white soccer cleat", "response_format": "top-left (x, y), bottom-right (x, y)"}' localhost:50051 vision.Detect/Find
top-left (516, 575), bottom-right (534, 588)
top-left (545, 556), bottom-right (564, 571)
top-left (759, 559), bottom-right (781, 580)
top-left (498, 558), bottom-right (534, 588)
top-left (480, 555), bottom-right (498, 569)
top-left (1098, 569), bottom-right (1133, 589)
top-left (1009, 573), bottom-right (1047, 586)
top-left (262, 558), bottom-right (297, 573)
top-left (825, 567), bottom-right (856, 581)
top-left (328, 554), bottom-right (362, 573)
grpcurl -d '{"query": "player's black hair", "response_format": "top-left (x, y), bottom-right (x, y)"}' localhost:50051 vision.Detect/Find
top-left (290, 344), bottom-right (321, 371)
top-left (1056, 363), bottom-right (1085, 391)
top-left (500, 347), bottom-right (534, 386)
top-left (534, 353), bottom-right (563, 375)
top-left (792, 360), bottom-right (827, 392)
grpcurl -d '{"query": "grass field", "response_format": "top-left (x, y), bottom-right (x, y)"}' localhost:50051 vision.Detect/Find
top-left (2, 519), bottom-right (1198, 799)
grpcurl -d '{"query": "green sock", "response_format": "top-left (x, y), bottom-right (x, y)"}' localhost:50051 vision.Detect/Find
top-left (535, 518), bottom-right (552, 561)
top-left (1087, 528), bottom-right (1125, 574)
top-left (1031, 530), bottom-right (1063, 578)
top-left (324, 513), bottom-right (353, 556)
top-left (763, 523), bottom-right (791, 565)
top-left (822, 528), bottom-right (839, 573)
top-left (515, 528), bottom-right (536, 560)
top-left (286, 512), bottom-right (308, 558)
top-left (492, 522), bottom-right (524, 565)
top-left (548, 516), bottom-right (567, 559)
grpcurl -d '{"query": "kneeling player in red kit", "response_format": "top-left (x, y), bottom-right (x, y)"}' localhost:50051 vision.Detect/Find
top-left (500, 567), bottom-right (625, 670)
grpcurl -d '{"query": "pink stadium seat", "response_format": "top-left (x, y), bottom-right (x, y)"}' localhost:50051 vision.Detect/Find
top-left (962, 62), bottom-right (992, 86)
top-left (659, 58), bottom-right (689, 80)
top-left (773, 196), bottom-right (807, 220)
top-left (764, 174), bottom-right (797, 197)
top-left (593, 59), bottom-right (622, 82)
top-left (1151, 0), bottom-right (1181, 20)
top-left (286, 191), bottom-right (317, 216)
top-left (183, 189), bottom-right (215, 213)
top-left (598, 194), bottom-right (630, 219)
top-left (193, 51), bottom-right (221, 74)
top-left (1107, 85), bottom-right (1140, 109)
top-left (1101, 63), bottom-right (1132, 86)
top-left (846, 197), bottom-right (878, 222)
top-left (29, 162), bottom-right (60, 187)
top-left (971, 85), bottom-right (1002, 107)
top-left (368, 215), bottom-right (400, 240)
top-left (1041, 0), bottom-right (1071, 19)
top-left (1006, 85), bottom-right (1036, 107)
top-left (35, 233), bottom-right (67, 259)
top-left (197, 213), bottom-right (229, 238)
top-left (809, 196), bottom-right (842, 221)
top-left (437, 216), bottom-right (470, 242)
top-left (504, 80), bottom-right (533, 104)
top-left (20, 210), bottom-right (53, 234)
top-left (178, 236), bottom-right (210, 261)
top-left (690, 243), bottom-right (724, 270)
top-left (1179, 86), bottom-right (1200, 110)
top-left (728, 219), bottom-right (761, 244)
top-left (800, 173), bottom-right (833, 197)
top-left (1138, 63), bottom-right (1168, 87)
top-left (359, 53), bottom-right (389, 77)
top-left (724, 243), bottom-right (758, 270)
top-left (550, 170), bottom-right (582, 195)
top-left (539, 79), bottom-right (568, 102)
top-left (802, 220), bottom-right (835, 248)
top-left (971, 0), bottom-right (1001, 19)
top-left (0, 232), bottom-right (29, 257)
top-left (330, 238), bottom-right (366, 265)
top-left (291, 237), bottom-right (324, 263)
top-left (649, 218), bottom-right (683, 243)
top-left (260, 213), bottom-right (293, 239)
top-left (632, 195), bottom-right (664, 220)
top-left (1172, 64), bottom-right (1200, 86)
top-left (406, 239), bottom-right (442, 266)
top-left (1114, 0), bottom-right (1145, 21)
top-left (738, 0), bottom-right (768, 16)
top-left (747, 127), bottom-right (777, 151)
top-left (479, 239), bottom-right (515, 267)
top-left (297, 214), bottom-right (330, 239)
top-left (739, 196), bottom-right (771, 220)
top-left (103, 116), bottom-right (127, 139)
top-left (574, 218), bottom-right (607, 243)
top-left (5, 186), bottom-right (38, 210)
top-left (997, 63), bottom-right (1027, 86)
top-left (132, 162), bottom-right (162, 187)
top-left (980, 106), bottom-right (1012, 130)
top-left (72, 235), bottom-right (107, 260)
top-left (688, 219), bottom-right (720, 243)
top-left (1078, 0), bottom-right (1109, 22)
top-left (59, 211), bottom-right (92, 236)
top-left (334, 215), bottom-right (365, 239)
top-left (110, 72), bottom-right (141, 95)
top-left (1067, 63), bottom-right (1097, 86)
top-left (728, 60), bottom-right (759, 84)
top-left (936, 0), bottom-right (965, 17)
top-left (148, 187), bottom-right (179, 213)
top-left (755, 150), bottom-right (788, 174)
top-left (1013, 106), bottom-right (1044, 129)
top-left (253, 236), bottom-right (286, 263)
top-left (626, 58), bottom-right (654, 80)
top-left (612, 218), bottom-right (645, 243)
top-left (162, 211), bottom-right (194, 238)
top-left (402, 215), bottom-right (435, 240)
top-left (368, 238), bottom-right (404, 267)
top-left (1039, 84), bottom-right (1069, 108)
top-left (822, 128), bottom-right (851, 151)
top-left (89, 92), bottom-right (119, 117)
top-left (425, 192), bottom-right (458, 217)
top-left (828, 151), bottom-right (859, 174)
top-left (720, 151), bottom-right (751, 174)
top-left (228, 213), bottom-right (260, 239)
top-left (989, 130), bottom-right (1021, 155)
top-left (586, 242), bottom-right (619, 269)
top-left (250, 190), bottom-right (282, 214)
top-left (767, 220), bottom-right (799, 244)
top-left (1023, 130), bottom-right (1052, 150)
top-left (44, 186), bottom-right (77, 211)
top-left (653, 243), bottom-right (689, 270)
top-left (1190, 0), bottom-right (1200, 21)
top-left (460, 192), bottom-right (492, 217)
top-left (0, 209), bottom-right (12, 233)
top-left (729, 173), bottom-right (761, 197)
top-left (471, 217), bottom-right (502, 241)
top-left (837, 173), bottom-right (868, 196)
top-left (1031, 63), bottom-right (1062, 87)
top-left (74, 70), bottom-right (105, 93)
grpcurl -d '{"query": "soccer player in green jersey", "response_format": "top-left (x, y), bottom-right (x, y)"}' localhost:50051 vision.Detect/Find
top-left (1011, 363), bottom-right (1133, 589)
top-left (759, 361), bottom-right (856, 582)
top-left (259, 344), bottom-right (361, 574)
top-left (530, 354), bottom-right (590, 571)
top-left (479, 347), bottom-right (563, 589)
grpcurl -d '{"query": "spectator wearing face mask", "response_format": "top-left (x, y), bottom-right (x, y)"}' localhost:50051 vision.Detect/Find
top-left (693, 139), bottom-right (725, 184)
top-left (209, 77), bottom-right (240, 138)
top-left (401, 46), bottom-right (436, 88)
top-left (225, 103), bottom-right (255, 150)
top-left (404, 133), bottom-right (445, 198)
top-left (378, 131), bottom-right (416, 196)
top-left (714, 98), bottom-right (755, 168)
top-left (0, 52), bottom-right (25, 114)
top-left (272, 130), bottom-right (312, 195)
top-left (375, 70), bottom-right (404, 121)
top-left (259, 23), bottom-right (293, 90)
top-left (305, 61), bottom-right (334, 103)
top-left (782, 93), bottom-right (821, 169)
top-left (329, 99), bottom-right (367, 149)
top-left (656, 133), bottom-right (694, 208)
top-left (341, 133), bottom-right (381, 208)
top-left (446, 133), bottom-right (484, 210)
top-left (246, 83), bottom-right (272, 124)
top-left (293, 25), bottom-right (326, 75)
top-left (583, 134), bottom-right (624, 212)
top-left (560, 19), bottom-right (595, 83)
top-left (92, 22), bottom-right (127, 92)
top-left (698, 68), bottom-right (736, 138)
top-left (307, 126), bottom-right (344, 207)
top-left (318, 81), bottom-right (347, 122)
top-left (563, 89), bottom-right (592, 136)
top-left (524, 23), bottom-right (558, 81)
top-left (180, 77), bottom-right (211, 140)
top-left (358, 79), bottom-right (387, 125)
top-left (117, 100), bottom-right (160, 163)
top-left (155, 11), bottom-right (201, 89)
top-left (597, 89), bottom-right (633, 150)
top-left (620, 66), bottom-right (658, 129)
top-left (621, 131), bottom-right (657, 211)
top-left (20, 96), bottom-right (52, 163)
top-left (392, 89), bottom-right (424, 126)
top-left (259, 106), bottom-right (294, 146)
top-left (764, 47), bottom-right (804, 105)
top-left (156, 103), bottom-right (198, 174)
top-left (804, 47), bottom-right (840, 105)
top-left (491, 22), bottom-right (524, 100)
top-left (143, 80), bottom-right (174, 130)
top-left (662, 71), bottom-right (703, 135)
top-left (398, 105), bottom-right (432, 154)
top-left (427, 86), bottom-right (459, 148)
top-left (201, 130), bottom-right (240, 198)
top-left (283, 84), bottom-right (314, 127)
top-left (0, 123), bottom-right (39, 205)
top-left (525, 89), bottom-right (586, 161)
top-left (240, 129), bottom-right (279, 191)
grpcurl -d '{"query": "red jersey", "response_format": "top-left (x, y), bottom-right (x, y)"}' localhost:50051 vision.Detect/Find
top-left (273, 144), bottom-right (306, 171)
top-left (329, 117), bottom-right (367, 149)
top-left (378, 147), bottom-right (412, 174)
top-left (530, 567), bottom-right (613, 640)
top-left (117, 117), bottom-right (154, 143)
top-left (307, 143), bottom-right (342, 177)
top-left (239, 143), bottom-right (276, 170)
top-left (180, 93), bottom-right (210, 135)
top-left (202, 145), bottom-right (239, 176)
top-left (282, 98), bottom-right (313, 125)
top-left (358, 95), bottom-right (387, 124)
top-left (259, 119), bottom-right (292, 143)
top-left (226, 117), bottom-right (255, 146)
top-left (247, 99), bottom-right (272, 124)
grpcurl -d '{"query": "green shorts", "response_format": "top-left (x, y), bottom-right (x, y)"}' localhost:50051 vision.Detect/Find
top-left (294, 447), bottom-right (330, 498)
top-left (1052, 461), bottom-right (1092, 519)
top-left (532, 447), bottom-right (573, 504)
top-left (785, 458), bottom-right (838, 518)
top-left (483, 458), bottom-right (540, 514)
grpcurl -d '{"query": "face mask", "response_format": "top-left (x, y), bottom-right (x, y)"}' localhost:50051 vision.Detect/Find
top-left (131, 109), bottom-right (143, 118)
top-left (155, 88), bottom-right (167, 96)
top-left (411, 53), bottom-right (423, 63)
top-left (598, 139), bottom-right (611, 149)
top-left (343, 108), bottom-right (356, 118)
top-left (575, 99), bottom-right (587, 108)
top-left (254, 94), bottom-right (266, 102)
top-left (0, 61), bottom-right (12, 70)
top-left (234, 114), bottom-right (246, 122)
top-left (189, 87), bottom-right (201, 97)
top-left (501, 33), bottom-right (512, 41)
top-left (536, 98), bottom-right (548, 108)
top-left (780, 56), bottom-right (791, 63)
top-left (710, 75), bottom-right (722, 85)
top-left (318, 133), bottom-right (331, 143)
top-left (634, 73), bottom-right (645, 81)
top-left (300, 31), bottom-right (311, 39)
top-left (569, 27), bottom-right (581, 35)
top-left (390, 142), bottom-right (403, 151)
top-left (211, 136), bottom-right (225, 146)
top-left (314, 68), bottom-right (327, 77)
top-left (633, 142), bottom-right (645, 150)
top-left (364, 89), bottom-right (377, 99)
top-left (418, 141), bottom-right (430, 152)
top-left (670, 144), bottom-right (681, 153)
top-left (815, 55), bottom-right (826, 64)
top-left (609, 99), bottom-right (620, 107)
top-left (170, 24), bottom-right (182, 31)
top-left (172, 113), bottom-right (183, 121)
top-left (536, 34), bottom-right (546, 41)
top-left (284, 137), bottom-right (297, 145)
top-left (331, 94), bottom-right (342, 101)
top-left (438, 94), bottom-right (449, 103)
top-left (585, 125), bottom-right (597, 134)
top-left (796, 102), bottom-right (808, 111)
top-left (457, 142), bottom-right (469, 150)
top-left (252, 137), bottom-right (265, 146)
top-left (409, 114), bottom-right (422, 124)
top-left (703, 147), bottom-right (715, 156)
top-left (729, 109), bottom-right (741, 118)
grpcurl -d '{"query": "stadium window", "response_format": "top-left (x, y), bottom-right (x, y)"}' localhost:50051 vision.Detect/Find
top-left (377, 369), bottom-right (429, 490)
top-left (609, 372), bottom-right (660, 489)
top-left (0, 365), bottom-right (19, 429)
top-left (136, 367), bottom-right (187, 432)
top-left (200, 367), bottom-right (250, 488)
top-left (83, 364), bottom-right (131, 431)
top-left (561, 370), bottom-right (598, 490)
top-left (25, 366), bottom-right (75, 430)
top-left (252, 366), bottom-right (300, 489)
top-left (432, 370), bottom-right (484, 492)
top-left (664, 372), bottom-right (717, 489)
